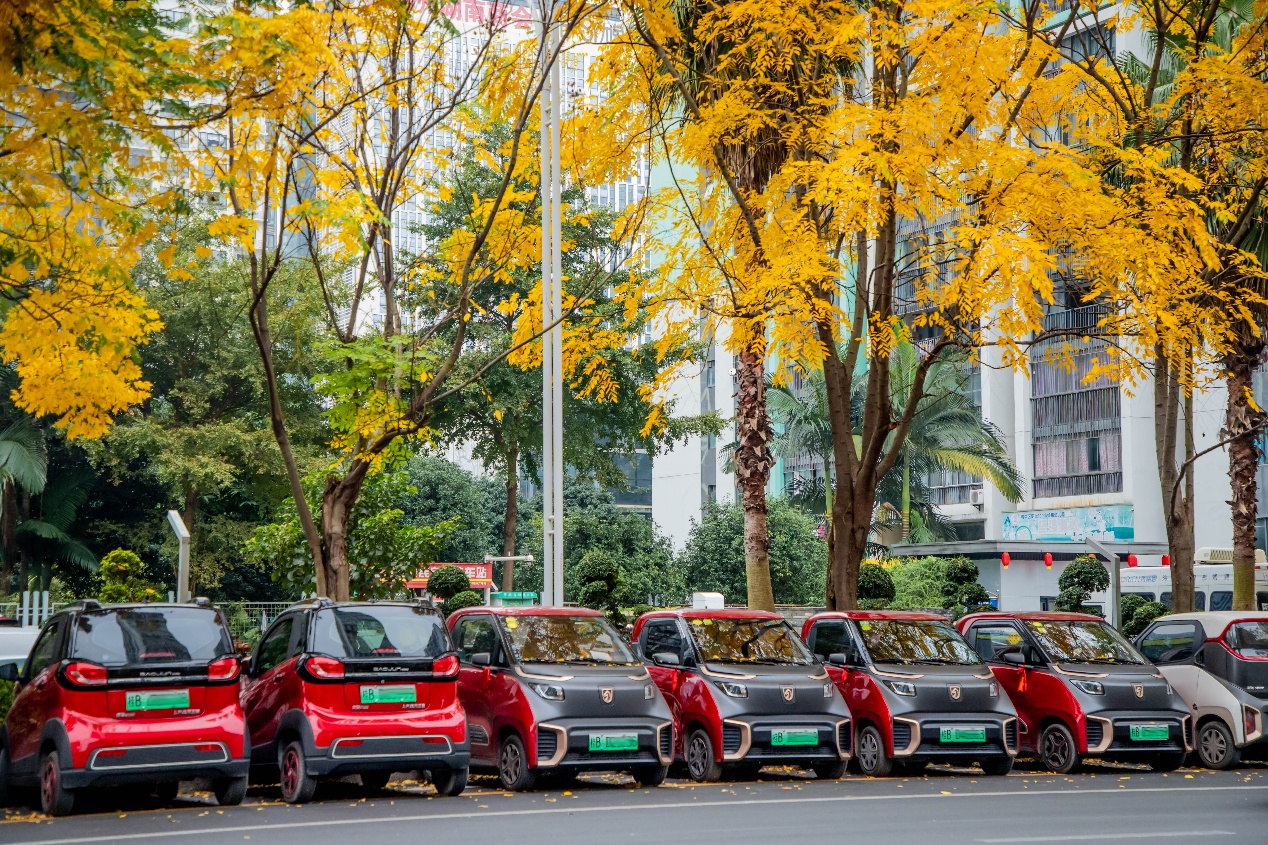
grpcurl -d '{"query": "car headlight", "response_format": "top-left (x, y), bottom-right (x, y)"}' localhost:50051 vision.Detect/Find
top-left (989, 682), bottom-right (999, 698)
top-left (715, 680), bottom-right (748, 698)
top-left (645, 683), bottom-right (656, 700)
top-left (823, 682), bottom-right (834, 698)
top-left (530, 683), bottom-right (565, 701)
top-left (883, 680), bottom-right (916, 696)
top-left (1070, 679), bottom-right (1104, 695)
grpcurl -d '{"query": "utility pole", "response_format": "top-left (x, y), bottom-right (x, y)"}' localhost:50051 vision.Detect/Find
top-left (167, 510), bottom-right (191, 603)
top-left (539, 0), bottom-right (564, 606)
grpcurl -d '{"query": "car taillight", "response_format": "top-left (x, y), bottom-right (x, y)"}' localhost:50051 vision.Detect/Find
top-left (1246, 705), bottom-right (1260, 737)
top-left (305, 656), bottom-right (345, 680)
top-left (207, 656), bottom-right (240, 682)
top-left (432, 654), bottom-right (459, 678)
top-left (63, 662), bottom-right (108, 687)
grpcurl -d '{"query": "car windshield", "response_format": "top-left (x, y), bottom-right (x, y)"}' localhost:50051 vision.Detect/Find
top-left (71, 608), bottom-right (232, 666)
top-left (1225, 621), bottom-right (1268, 658)
top-left (687, 617), bottom-right (814, 665)
top-left (1024, 619), bottom-right (1145, 664)
top-left (856, 619), bottom-right (981, 665)
top-left (499, 615), bottom-right (637, 664)
top-left (312, 606), bottom-right (451, 659)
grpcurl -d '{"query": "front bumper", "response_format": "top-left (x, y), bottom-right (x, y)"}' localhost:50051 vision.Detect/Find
top-left (534, 717), bottom-right (673, 771)
top-left (60, 743), bottom-right (250, 789)
top-left (1083, 710), bottom-right (1192, 758)
top-left (889, 713), bottom-right (1018, 762)
top-left (721, 715), bottom-right (851, 764)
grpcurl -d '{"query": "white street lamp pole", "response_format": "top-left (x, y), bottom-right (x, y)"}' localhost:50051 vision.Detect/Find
top-left (539, 0), bottom-right (565, 607)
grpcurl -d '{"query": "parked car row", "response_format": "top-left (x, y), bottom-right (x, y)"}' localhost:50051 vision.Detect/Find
top-left (1, 599), bottom-right (1265, 817)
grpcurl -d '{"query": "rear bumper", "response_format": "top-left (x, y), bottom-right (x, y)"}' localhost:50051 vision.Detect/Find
top-left (305, 735), bottom-right (471, 779)
top-left (533, 716), bottom-right (672, 771)
top-left (892, 713), bottom-right (1018, 762)
top-left (721, 715), bottom-right (851, 764)
top-left (57, 746), bottom-right (249, 790)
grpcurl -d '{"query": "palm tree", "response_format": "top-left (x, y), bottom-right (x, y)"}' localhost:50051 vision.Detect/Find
top-left (12, 472), bottom-right (96, 594)
top-left (0, 369), bottom-right (48, 593)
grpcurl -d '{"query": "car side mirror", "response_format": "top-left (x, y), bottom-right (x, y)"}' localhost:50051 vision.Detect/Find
top-left (652, 652), bottom-right (680, 667)
top-left (471, 652), bottom-right (492, 667)
top-left (1000, 650), bottom-right (1027, 666)
top-left (0, 662), bottom-right (19, 682)
top-left (827, 653), bottom-right (848, 667)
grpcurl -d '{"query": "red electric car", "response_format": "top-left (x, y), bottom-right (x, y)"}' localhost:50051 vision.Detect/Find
top-left (0, 600), bottom-right (249, 816)
top-left (447, 607), bottom-right (673, 790)
top-left (241, 599), bottom-right (469, 803)
top-left (957, 611), bottom-right (1193, 773)
top-left (632, 609), bottom-right (852, 782)
top-left (802, 611), bottom-right (1019, 776)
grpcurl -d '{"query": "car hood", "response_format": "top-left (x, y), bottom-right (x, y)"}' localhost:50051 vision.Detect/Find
top-left (514, 663), bottom-right (672, 720)
top-left (869, 663), bottom-right (1016, 716)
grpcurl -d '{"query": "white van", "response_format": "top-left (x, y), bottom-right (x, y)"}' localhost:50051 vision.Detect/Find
top-left (1095, 563), bottom-right (1268, 613)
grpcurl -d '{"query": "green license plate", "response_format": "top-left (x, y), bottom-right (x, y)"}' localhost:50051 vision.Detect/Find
top-left (588, 733), bottom-right (639, 752)
top-left (360, 684), bottom-right (417, 704)
top-left (125, 689), bottom-right (190, 711)
top-left (1130, 724), bottom-right (1170, 741)
top-left (940, 726), bottom-right (987, 743)
top-left (771, 729), bottom-right (820, 747)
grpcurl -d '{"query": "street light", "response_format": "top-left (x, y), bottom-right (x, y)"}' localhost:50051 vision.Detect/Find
top-left (166, 509), bottom-right (190, 603)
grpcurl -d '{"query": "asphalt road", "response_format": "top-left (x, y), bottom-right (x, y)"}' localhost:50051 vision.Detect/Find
top-left (2, 764), bottom-right (1265, 845)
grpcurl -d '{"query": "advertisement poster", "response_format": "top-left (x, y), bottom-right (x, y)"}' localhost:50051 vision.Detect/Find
top-left (1001, 505), bottom-right (1134, 543)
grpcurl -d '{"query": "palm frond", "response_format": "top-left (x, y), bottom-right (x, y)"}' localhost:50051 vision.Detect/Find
top-left (0, 417), bottom-right (47, 495)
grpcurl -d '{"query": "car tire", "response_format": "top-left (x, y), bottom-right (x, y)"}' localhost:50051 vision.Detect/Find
top-left (896, 760), bottom-right (928, 776)
top-left (432, 766), bottom-right (469, 797)
top-left (855, 726), bottom-right (895, 777)
top-left (685, 728), bottom-right (723, 783)
top-left (498, 734), bottom-right (537, 791)
top-left (360, 772), bottom-right (391, 791)
top-left (633, 764), bottom-right (668, 787)
top-left (978, 757), bottom-right (1014, 776)
top-left (279, 740), bottom-right (318, 804)
top-left (39, 750), bottom-right (75, 817)
top-left (154, 781), bottom-right (180, 803)
top-left (0, 741), bottom-right (12, 807)
top-left (812, 760), bottom-right (848, 780)
top-left (1038, 723), bottom-right (1080, 774)
top-left (1146, 750), bottom-right (1188, 773)
top-left (1196, 720), bottom-right (1241, 770)
top-left (213, 775), bottom-right (248, 806)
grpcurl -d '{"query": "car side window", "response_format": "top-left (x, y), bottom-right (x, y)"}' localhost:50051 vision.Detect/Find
top-left (809, 621), bottom-right (850, 660)
top-left (287, 612), bottom-right (310, 658)
top-left (255, 617), bottom-right (294, 675)
top-left (969, 623), bottom-right (1023, 662)
top-left (1138, 622), bottom-right (1200, 664)
top-left (455, 616), bottom-right (499, 664)
top-left (1195, 592), bottom-right (1206, 611)
top-left (642, 620), bottom-right (683, 662)
top-left (25, 618), bottom-right (64, 680)
top-left (1211, 591), bottom-right (1234, 612)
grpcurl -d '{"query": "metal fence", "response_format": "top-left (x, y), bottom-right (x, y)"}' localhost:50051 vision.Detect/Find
top-left (219, 602), bottom-right (295, 643)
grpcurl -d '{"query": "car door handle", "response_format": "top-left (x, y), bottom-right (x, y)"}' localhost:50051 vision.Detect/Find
top-left (273, 674), bottom-right (284, 683)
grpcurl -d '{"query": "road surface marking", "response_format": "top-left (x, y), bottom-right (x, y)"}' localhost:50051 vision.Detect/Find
top-left (979, 833), bottom-right (1234, 843)
top-left (5, 784), bottom-right (1266, 845)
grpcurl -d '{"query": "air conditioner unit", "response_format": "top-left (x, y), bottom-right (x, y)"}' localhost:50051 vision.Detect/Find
top-left (969, 489), bottom-right (986, 508)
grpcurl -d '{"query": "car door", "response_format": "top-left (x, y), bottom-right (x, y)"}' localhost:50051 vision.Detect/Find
top-left (641, 619), bottom-right (687, 725)
top-left (454, 615), bottom-right (501, 763)
top-left (6, 617), bottom-right (66, 766)
top-left (242, 615), bottom-right (296, 758)
top-left (807, 619), bottom-right (875, 715)
top-left (967, 622), bottom-right (1035, 736)
top-left (1137, 620), bottom-right (1204, 719)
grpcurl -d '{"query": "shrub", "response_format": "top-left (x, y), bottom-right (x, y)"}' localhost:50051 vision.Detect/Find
top-left (98, 548), bottom-right (162, 603)
top-left (1120, 594), bottom-right (1148, 631)
top-left (428, 565), bottom-right (471, 601)
top-left (1056, 554), bottom-right (1110, 613)
top-left (941, 557), bottom-right (991, 618)
top-left (575, 549), bottom-right (622, 621)
top-left (0, 681), bottom-right (13, 722)
top-left (888, 557), bottom-right (947, 609)
top-left (440, 590), bottom-right (483, 617)
top-left (1126, 601), bottom-right (1169, 637)
top-left (859, 563), bottom-right (895, 610)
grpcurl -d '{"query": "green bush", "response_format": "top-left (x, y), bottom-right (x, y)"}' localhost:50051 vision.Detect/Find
top-left (440, 590), bottom-right (483, 617)
top-left (1125, 601), bottom-right (1169, 637)
top-left (0, 680), bottom-right (13, 722)
top-left (941, 557), bottom-right (990, 618)
top-left (428, 565), bottom-right (471, 601)
top-left (98, 548), bottom-right (162, 603)
top-left (1056, 554), bottom-right (1110, 613)
top-left (888, 557), bottom-right (947, 609)
top-left (576, 549), bottom-right (623, 622)
top-left (859, 563), bottom-right (896, 609)
top-left (1120, 594), bottom-right (1148, 631)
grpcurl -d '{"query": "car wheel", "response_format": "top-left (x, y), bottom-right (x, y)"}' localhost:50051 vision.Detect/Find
top-left (685, 728), bottom-right (723, 782)
top-left (498, 734), bottom-right (536, 791)
top-left (978, 757), bottom-right (1014, 776)
top-left (1038, 723), bottom-right (1080, 774)
top-left (855, 726), bottom-right (894, 777)
top-left (279, 740), bottom-right (318, 804)
top-left (813, 760), bottom-right (848, 780)
top-left (213, 775), bottom-right (248, 806)
top-left (1196, 720), bottom-right (1241, 770)
top-left (1146, 750), bottom-right (1188, 773)
top-left (39, 750), bottom-right (74, 817)
top-left (432, 766), bottom-right (469, 797)
top-left (0, 741), bottom-right (12, 807)
top-left (633, 764), bottom-right (668, 787)
top-left (360, 772), bottom-right (391, 791)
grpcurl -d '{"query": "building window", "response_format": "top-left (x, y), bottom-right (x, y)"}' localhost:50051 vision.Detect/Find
top-left (706, 485), bottom-right (717, 503)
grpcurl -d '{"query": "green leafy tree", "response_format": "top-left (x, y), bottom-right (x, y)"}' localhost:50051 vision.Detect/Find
top-left (98, 548), bottom-right (161, 603)
top-left (941, 557), bottom-right (991, 618)
top-left (399, 455), bottom-right (502, 564)
top-left (575, 549), bottom-right (624, 622)
top-left (427, 564), bottom-right (471, 601)
top-left (1056, 555), bottom-right (1111, 615)
top-left (676, 499), bottom-right (827, 606)
top-left (887, 557), bottom-right (949, 609)
top-left (0, 394), bottom-right (48, 594)
top-left (858, 563), bottom-right (896, 610)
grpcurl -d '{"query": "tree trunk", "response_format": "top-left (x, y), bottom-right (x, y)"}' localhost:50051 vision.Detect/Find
top-left (1226, 339), bottom-right (1266, 611)
top-left (734, 347), bottom-right (776, 611)
top-left (900, 451), bottom-right (911, 542)
top-left (501, 448), bottom-right (518, 592)
top-left (320, 465), bottom-right (371, 602)
top-left (1154, 349), bottom-right (1197, 614)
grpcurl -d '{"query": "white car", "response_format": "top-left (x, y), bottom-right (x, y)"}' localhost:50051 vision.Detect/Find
top-left (0, 627), bottom-right (39, 672)
top-left (1136, 611), bottom-right (1268, 768)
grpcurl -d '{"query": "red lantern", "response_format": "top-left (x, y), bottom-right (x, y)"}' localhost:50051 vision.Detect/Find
top-left (1044, 552), bottom-right (1053, 570)
top-left (1127, 553), bottom-right (1138, 568)
top-left (1001, 552), bottom-right (1010, 570)
top-left (1162, 554), bottom-right (1171, 568)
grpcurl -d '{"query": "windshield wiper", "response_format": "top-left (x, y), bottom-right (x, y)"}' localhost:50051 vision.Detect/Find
top-left (1077, 657), bottom-right (1140, 665)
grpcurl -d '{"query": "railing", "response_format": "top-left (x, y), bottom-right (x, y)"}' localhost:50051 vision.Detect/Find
top-left (220, 602), bottom-right (296, 643)
top-left (1032, 471), bottom-right (1123, 498)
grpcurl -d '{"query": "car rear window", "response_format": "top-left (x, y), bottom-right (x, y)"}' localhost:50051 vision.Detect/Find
top-left (311, 606), bottom-right (451, 659)
top-left (71, 608), bottom-right (232, 666)
top-left (1225, 621), bottom-right (1268, 658)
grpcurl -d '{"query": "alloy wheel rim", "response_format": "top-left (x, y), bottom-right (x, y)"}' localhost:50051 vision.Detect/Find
top-left (501, 742), bottom-right (522, 783)
top-left (41, 759), bottom-right (56, 810)
top-left (859, 732), bottom-right (879, 771)
top-left (282, 749), bottom-right (300, 797)
top-left (1043, 731), bottom-right (1070, 769)
top-left (687, 735), bottom-right (708, 777)
top-left (1200, 727), bottom-right (1228, 764)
